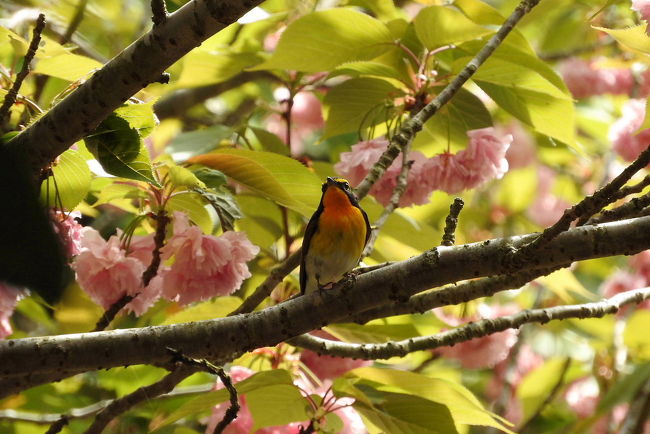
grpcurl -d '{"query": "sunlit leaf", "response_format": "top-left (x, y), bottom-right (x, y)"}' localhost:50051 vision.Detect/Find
top-left (40, 149), bottom-right (91, 210)
top-left (189, 149), bottom-right (322, 217)
top-left (414, 6), bottom-right (492, 49)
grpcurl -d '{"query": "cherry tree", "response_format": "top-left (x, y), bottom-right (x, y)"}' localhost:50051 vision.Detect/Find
top-left (1, 0), bottom-right (650, 432)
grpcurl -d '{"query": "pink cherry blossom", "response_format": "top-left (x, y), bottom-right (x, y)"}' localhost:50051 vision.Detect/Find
top-left (0, 283), bottom-right (21, 339)
top-left (565, 377), bottom-right (599, 418)
top-left (73, 228), bottom-right (161, 316)
top-left (498, 122), bottom-right (536, 169)
top-left (459, 127), bottom-right (511, 186)
top-left (633, 0), bottom-right (650, 35)
top-left (629, 250), bottom-right (650, 282)
top-left (434, 304), bottom-right (519, 369)
top-left (159, 212), bottom-right (259, 305)
top-left (527, 166), bottom-right (571, 227)
top-left (51, 211), bottom-right (84, 258)
top-left (423, 152), bottom-right (472, 195)
top-left (558, 58), bottom-right (634, 98)
top-left (335, 138), bottom-right (438, 206)
top-left (266, 90), bottom-right (324, 155)
top-left (609, 98), bottom-right (650, 162)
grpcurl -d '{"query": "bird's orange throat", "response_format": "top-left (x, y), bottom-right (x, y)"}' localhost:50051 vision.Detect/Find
top-left (322, 186), bottom-right (355, 212)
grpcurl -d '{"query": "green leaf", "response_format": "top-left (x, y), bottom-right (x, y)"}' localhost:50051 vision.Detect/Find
top-left (33, 52), bottom-right (102, 82)
top-left (166, 192), bottom-right (213, 234)
top-left (624, 310), bottom-right (650, 360)
top-left (414, 6), bottom-right (492, 49)
top-left (114, 100), bottom-right (158, 138)
top-left (178, 50), bottom-right (263, 86)
top-left (161, 297), bottom-right (242, 324)
top-left (193, 187), bottom-right (242, 231)
top-left (323, 77), bottom-right (401, 139)
top-left (152, 370), bottom-right (295, 431)
top-left (85, 112), bottom-right (158, 184)
top-left (250, 127), bottom-right (290, 156)
top-left (497, 166), bottom-right (537, 213)
top-left (455, 55), bottom-right (576, 147)
top-left (413, 86), bottom-right (492, 152)
top-left (248, 385), bottom-right (310, 430)
top-left (166, 126), bottom-right (233, 160)
top-left (168, 165), bottom-right (206, 189)
top-left (40, 149), bottom-right (91, 210)
top-left (189, 149), bottom-right (322, 217)
top-left (517, 358), bottom-right (571, 421)
top-left (193, 168), bottom-right (228, 189)
top-left (453, 0), bottom-right (535, 53)
top-left (593, 25), bottom-right (650, 54)
top-left (350, 367), bottom-right (512, 432)
top-left (332, 61), bottom-right (409, 84)
top-left (355, 392), bottom-right (457, 434)
top-left (237, 195), bottom-right (283, 249)
top-left (253, 8), bottom-right (394, 72)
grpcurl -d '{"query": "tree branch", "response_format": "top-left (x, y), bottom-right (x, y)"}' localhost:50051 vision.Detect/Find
top-left (5, 0), bottom-right (263, 175)
top-left (441, 198), bottom-right (464, 247)
top-left (350, 266), bottom-right (561, 324)
top-left (289, 289), bottom-right (650, 360)
top-left (362, 143), bottom-right (413, 258)
top-left (83, 364), bottom-right (199, 434)
top-left (0, 13), bottom-right (46, 128)
top-left (3, 216), bottom-right (650, 395)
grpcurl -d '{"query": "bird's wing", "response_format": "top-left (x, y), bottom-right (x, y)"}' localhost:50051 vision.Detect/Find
top-left (300, 207), bottom-right (322, 294)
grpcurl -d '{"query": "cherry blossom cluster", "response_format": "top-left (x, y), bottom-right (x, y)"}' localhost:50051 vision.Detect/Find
top-left (73, 211), bottom-right (259, 315)
top-left (335, 127), bottom-right (512, 205)
top-left (633, 0), bottom-right (650, 35)
top-left (558, 58), bottom-right (636, 99)
top-left (608, 98), bottom-right (650, 163)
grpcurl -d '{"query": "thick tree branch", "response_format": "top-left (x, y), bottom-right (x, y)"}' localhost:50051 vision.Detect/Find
top-left (3, 216), bottom-right (650, 395)
top-left (5, 0), bottom-right (263, 175)
top-left (290, 288), bottom-right (650, 359)
top-left (350, 266), bottom-right (561, 324)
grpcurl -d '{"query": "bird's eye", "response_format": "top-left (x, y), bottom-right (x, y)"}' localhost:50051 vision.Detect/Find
top-left (343, 182), bottom-right (350, 190)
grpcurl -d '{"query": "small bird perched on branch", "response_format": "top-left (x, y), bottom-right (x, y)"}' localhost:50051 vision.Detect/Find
top-left (300, 177), bottom-right (371, 294)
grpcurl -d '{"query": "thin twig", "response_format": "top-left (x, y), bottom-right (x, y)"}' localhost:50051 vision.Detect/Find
top-left (587, 191), bottom-right (650, 225)
top-left (518, 358), bottom-right (572, 433)
top-left (620, 379), bottom-right (650, 434)
top-left (511, 145), bottom-right (650, 263)
top-left (166, 348), bottom-right (240, 434)
top-left (93, 212), bottom-right (170, 331)
top-left (362, 143), bottom-right (413, 258)
top-left (151, 0), bottom-right (168, 25)
top-left (0, 13), bottom-right (46, 127)
top-left (44, 416), bottom-right (69, 434)
top-left (61, 0), bottom-right (88, 44)
top-left (83, 364), bottom-right (198, 434)
top-left (289, 288), bottom-right (650, 360)
top-left (229, 250), bottom-right (301, 315)
top-left (440, 198), bottom-right (464, 246)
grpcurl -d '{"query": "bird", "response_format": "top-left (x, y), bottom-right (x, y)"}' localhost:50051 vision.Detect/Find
top-left (300, 177), bottom-right (371, 294)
